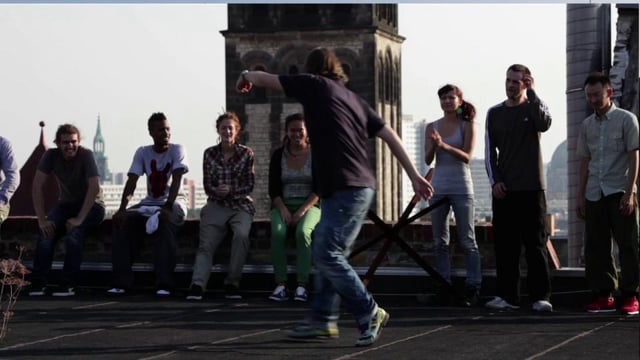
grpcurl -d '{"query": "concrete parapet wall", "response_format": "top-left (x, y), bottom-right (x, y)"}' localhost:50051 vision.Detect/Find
top-left (0, 217), bottom-right (502, 271)
top-left (0, 217), bottom-right (567, 273)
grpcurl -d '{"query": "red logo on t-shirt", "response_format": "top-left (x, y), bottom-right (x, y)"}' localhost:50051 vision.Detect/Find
top-left (149, 160), bottom-right (171, 198)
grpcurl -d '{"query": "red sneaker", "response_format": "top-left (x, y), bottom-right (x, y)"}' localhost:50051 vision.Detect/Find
top-left (585, 296), bottom-right (616, 313)
top-left (621, 297), bottom-right (639, 315)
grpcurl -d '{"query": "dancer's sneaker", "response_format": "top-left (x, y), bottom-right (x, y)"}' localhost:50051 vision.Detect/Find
top-left (287, 323), bottom-right (339, 339)
top-left (355, 307), bottom-right (390, 347)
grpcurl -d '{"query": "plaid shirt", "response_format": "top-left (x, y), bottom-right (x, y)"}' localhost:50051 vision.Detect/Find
top-left (202, 143), bottom-right (255, 216)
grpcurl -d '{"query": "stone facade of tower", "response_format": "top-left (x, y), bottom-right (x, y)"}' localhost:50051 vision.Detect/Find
top-left (566, 4), bottom-right (639, 267)
top-left (610, 5), bottom-right (639, 115)
top-left (93, 115), bottom-right (112, 184)
top-left (223, 4), bottom-right (404, 220)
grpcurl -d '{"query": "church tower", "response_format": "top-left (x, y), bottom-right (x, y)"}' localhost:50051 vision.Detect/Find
top-left (223, 4), bottom-right (403, 220)
top-left (93, 114), bottom-right (112, 184)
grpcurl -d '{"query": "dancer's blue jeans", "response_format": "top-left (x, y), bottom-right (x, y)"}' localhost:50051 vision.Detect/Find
top-left (309, 187), bottom-right (377, 329)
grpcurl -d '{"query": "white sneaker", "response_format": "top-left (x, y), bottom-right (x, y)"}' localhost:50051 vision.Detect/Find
top-left (52, 287), bottom-right (76, 297)
top-left (294, 286), bottom-right (308, 302)
top-left (28, 287), bottom-right (49, 296)
top-left (269, 285), bottom-right (289, 301)
top-left (532, 300), bottom-right (553, 312)
top-left (156, 289), bottom-right (171, 296)
top-left (485, 296), bottom-right (520, 310)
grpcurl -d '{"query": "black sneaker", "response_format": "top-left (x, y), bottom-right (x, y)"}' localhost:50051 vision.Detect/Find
top-left (186, 284), bottom-right (203, 301)
top-left (224, 284), bottom-right (242, 300)
top-left (462, 286), bottom-right (479, 307)
top-left (419, 289), bottom-right (450, 306)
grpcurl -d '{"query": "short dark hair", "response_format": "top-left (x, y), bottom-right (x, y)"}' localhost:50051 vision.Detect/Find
top-left (583, 71), bottom-right (611, 88)
top-left (305, 47), bottom-right (348, 83)
top-left (147, 112), bottom-right (167, 130)
top-left (507, 64), bottom-right (531, 75)
top-left (55, 124), bottom-right (80, 143)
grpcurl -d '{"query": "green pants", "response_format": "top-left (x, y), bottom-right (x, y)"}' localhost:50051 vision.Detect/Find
top-left (270, 198), bottom-right (321, 284)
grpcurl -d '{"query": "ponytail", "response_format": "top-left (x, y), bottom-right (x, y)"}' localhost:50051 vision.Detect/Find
top-left (457, 101), bottom-right (476, 122)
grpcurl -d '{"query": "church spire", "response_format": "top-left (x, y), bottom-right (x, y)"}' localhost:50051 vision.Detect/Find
top-left (92, 113), bottom-right (111, 184)
top-left (93, 113), bottom-right (105, 154)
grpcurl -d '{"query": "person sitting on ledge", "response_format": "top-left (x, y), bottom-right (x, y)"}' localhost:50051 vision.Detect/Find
top-left (108, 112), bottom-right (189, 297)
top-left (30, 124), bottom-right (105, 297)
top-left (185, 111), bottom-right (255, 301)
top-left (268, 113), bottom-right (320, 303)
top-left (0, 135), bottom-right (20, 239)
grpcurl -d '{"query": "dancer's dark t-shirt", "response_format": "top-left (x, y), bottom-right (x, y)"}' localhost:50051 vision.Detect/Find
top-left (279, 74), bottom-right (385, 198)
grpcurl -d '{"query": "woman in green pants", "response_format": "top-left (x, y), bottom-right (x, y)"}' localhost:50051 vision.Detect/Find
top-left (268, 113), bottom-right (320, 302)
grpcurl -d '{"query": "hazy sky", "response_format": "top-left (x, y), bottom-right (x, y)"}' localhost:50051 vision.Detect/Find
top-left (0, 4), bottom-right (581, 182)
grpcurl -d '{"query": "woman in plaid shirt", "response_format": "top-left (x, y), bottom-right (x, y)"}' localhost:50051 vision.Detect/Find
top-left (186, 111), bottom-right (256, 301)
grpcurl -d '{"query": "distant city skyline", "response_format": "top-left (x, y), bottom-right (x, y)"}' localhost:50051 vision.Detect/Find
top-left (87, 110), bottom-right (569, 184)
top-left (1, 4), bottom-right (604, 183)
